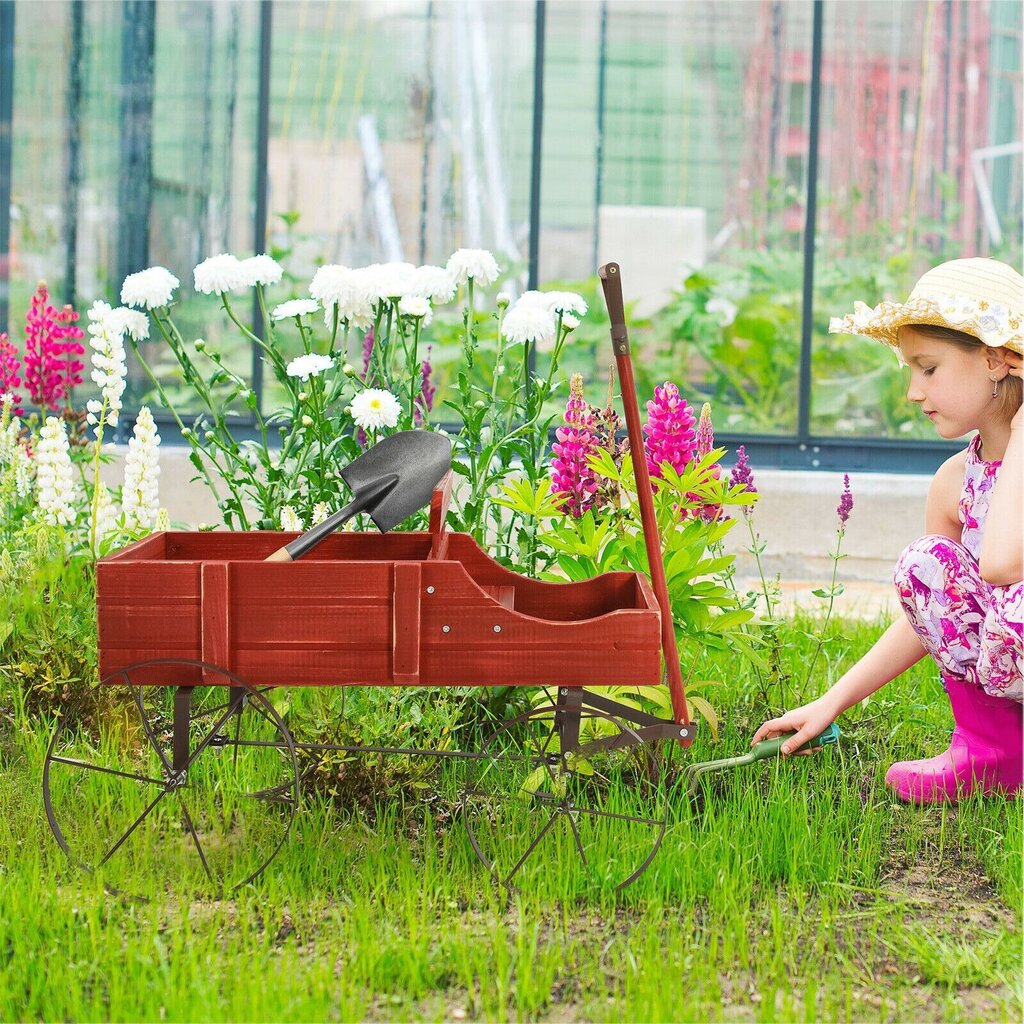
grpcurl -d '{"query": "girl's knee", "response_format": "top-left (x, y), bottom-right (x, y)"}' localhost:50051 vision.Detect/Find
top-left (893, 534), bottom-right (971, 589)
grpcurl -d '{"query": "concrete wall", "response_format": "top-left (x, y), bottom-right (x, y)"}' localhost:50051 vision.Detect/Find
top-left (100, 446), bottom-right (929, 588)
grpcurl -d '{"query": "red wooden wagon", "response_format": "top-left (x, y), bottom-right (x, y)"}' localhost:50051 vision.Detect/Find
top-left (42, 263), bottom-right (697, 896)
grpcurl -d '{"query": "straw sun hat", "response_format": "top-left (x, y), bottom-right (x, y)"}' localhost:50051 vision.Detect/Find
top-left (829, 257), bottom-right (1024, 356)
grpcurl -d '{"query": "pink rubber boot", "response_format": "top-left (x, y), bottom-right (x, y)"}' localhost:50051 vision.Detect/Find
top-left (885, 676), bottom-right (1024, 804)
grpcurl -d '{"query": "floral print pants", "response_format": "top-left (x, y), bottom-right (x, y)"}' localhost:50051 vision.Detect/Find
top-left (894, 535), bottom-right (1024, 702)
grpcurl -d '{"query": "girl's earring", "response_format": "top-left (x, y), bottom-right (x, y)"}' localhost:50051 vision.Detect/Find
top-left (991, 377), bottom-right (1000, 398)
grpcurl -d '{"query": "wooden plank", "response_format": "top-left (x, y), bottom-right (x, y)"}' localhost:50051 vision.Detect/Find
top-left (392, 561), bottom-right (421, 684)
top-left (100, 532), bottom-right (167, 562)
top-left (201, 562), bottom-right (230, 681)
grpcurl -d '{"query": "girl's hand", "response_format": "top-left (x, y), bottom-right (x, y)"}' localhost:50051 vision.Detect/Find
top-left (750, 696), bottom-right (838, 757)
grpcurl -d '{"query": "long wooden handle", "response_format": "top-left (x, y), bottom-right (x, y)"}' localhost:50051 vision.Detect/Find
top-left (599, 262), bottom-right (690, 728)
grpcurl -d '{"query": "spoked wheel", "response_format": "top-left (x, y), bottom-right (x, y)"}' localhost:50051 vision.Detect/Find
top-left (43, 659), bottom-right (299, 901)
top-left (462, 703), bottom-right (671, 894)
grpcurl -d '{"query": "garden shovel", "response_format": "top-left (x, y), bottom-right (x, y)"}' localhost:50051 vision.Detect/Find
top-left (264, 429), bottom-right (452, 562)
top-left (682, 723), bottom-right (841, 799)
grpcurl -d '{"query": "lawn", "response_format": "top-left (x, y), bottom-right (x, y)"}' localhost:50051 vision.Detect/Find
top-left (1, 612), bottom-right (1020, 1023)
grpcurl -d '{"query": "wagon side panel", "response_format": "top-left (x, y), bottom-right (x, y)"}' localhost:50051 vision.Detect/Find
top-left (228, 562), bottom-right (394, 686)
top-left (418, 562), bottom-right (662, 688)
top-left (96, 561), bottom-right (203, 683)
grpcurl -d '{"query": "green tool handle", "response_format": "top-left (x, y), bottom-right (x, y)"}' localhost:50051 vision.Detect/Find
top-left (750, 722), bottom-right (841, 761)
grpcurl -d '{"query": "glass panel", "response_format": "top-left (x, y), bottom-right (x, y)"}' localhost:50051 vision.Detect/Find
top-left (812, 0), bottom-right (1023, 439)
top-left (539, 0), bottom-right (813, 438)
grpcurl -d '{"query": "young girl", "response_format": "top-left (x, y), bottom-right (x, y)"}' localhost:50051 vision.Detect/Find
top-left (752, 257), bottom-right (1023, 804)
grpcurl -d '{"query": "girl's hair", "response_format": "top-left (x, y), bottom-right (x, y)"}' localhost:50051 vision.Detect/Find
top-left (907, 322), bottom-right (1023, 421)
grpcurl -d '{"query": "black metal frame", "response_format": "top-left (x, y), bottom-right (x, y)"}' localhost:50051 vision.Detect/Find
top-left (0, 0), bottom-right (985, 474)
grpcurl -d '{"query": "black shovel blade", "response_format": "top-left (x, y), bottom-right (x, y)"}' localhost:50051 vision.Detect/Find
top-left (341, 429), bottom-right (452, 532)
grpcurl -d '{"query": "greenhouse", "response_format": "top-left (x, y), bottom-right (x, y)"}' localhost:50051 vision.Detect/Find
top-left (1, 2), bottom-right (1022, 1022)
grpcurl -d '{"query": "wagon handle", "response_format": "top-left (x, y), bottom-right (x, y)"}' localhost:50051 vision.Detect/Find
top-left (599, 262), bottom-right (690, 732)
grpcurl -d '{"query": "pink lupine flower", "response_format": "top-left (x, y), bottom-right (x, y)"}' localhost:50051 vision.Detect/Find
top-left (0, 333), bottom-right (24, 415)
top-left (22, 282), bottom-right (85, 411)
top-left (551, 373), bottom-right (599, 518)
top-left (692, 402), bottom-right (723, 522)
top-left (643, 381), bottom-right (696, 486)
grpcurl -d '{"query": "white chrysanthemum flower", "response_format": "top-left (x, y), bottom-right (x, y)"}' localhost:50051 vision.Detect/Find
top-left (496, 291), bottom-right (511, 308)
top-left (561, 313), bottom-right (580, 331)
top-left (280, 505), bottom-right (304, 531)
top-left (519, 289), bottom-right (588, 316)
top-left (398, 295), bottom-right (432, 325)
top-left (362, 262), bottom-right (416, 303)
top-left (241, 253), bottom-right (284, 287)
top-left (35, 416), bottom-right (77, 526)
top-left (410, 265), bottom-right (457, 303)
top-left (311, 502), bottom-right (331, 526)
top-left (310, 264), bottom-right (375, 326)
top-left (85, 302), bottom-right (128, 431)
top-left (121, 266), bottom-right (180, 309)
top-left (350, 388), bottom-right (402, 431)
top-left (705, 296), bottom-right (737, 327)
top-left (446, 248), bottom-right (500, 287)
top-left (122, 406), bottom-right (161, 530)
top-left (194, 253), bottom-right (248, 294)
top-left (105, 307), bottom-right (150, 341)
top-left (272, 298), bottom-right (320, 321)
top-left (286, 354), bottom-right (334, 381)
top-left (500, 301), bottom-right (556, 346)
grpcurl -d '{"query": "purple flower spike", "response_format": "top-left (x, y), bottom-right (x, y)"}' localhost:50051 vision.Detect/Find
top-left (729, 444), bottom-right (756, 494)
top-left (361, 326), bottom-right (375, 382)
top-left (837, 473), bottom-right (854, 525)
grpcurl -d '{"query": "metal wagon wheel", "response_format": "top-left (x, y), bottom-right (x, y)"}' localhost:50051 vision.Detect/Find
top-left (462, 703), bottom-right (672, 894)
top-left (43, 659), bottom-right (300, 901)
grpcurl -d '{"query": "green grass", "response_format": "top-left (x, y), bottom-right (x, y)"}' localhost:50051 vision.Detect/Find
top-left (2, 612), bottom-right (1021, 1022)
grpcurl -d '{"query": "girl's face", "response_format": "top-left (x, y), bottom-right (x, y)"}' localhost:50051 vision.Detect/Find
top-left (898, 327), bottom-right (996, 439)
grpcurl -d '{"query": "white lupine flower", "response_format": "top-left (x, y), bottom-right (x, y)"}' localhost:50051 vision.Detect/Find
top-left (409, 265), bottom-right (457, 303)
top-left (86, 302), bottom-right (128, 430)
top-left (120, 266), bottom-right (180, 309)
top-left (241, 254), bottom-right (284, 287)
top-left (272, 298), bottom-right (320, 321)
top-left (398, 295), bottom-right (432, 326)
top-left (154, 507), bottom-right (170, 532)
top-left (286, 354), bottom-right (334, 381)
top-left (446, 248), bottom-right (500, 287)
top-left (311, 502), bottom-right (331, 526)
top-left (500, 301), bottom-right (556, 346)
top-left (122, 406), bottom-right (161, 530)
top-left (90, 484), bottom-right (119, 550)
top-left (280, 505), bottom-right (304, 531)
top-left (194, 253), bottom-right (248, 294)
top-left (350, 388), bottom-right (402, 431)
top-left (35, 416), bottom-right (77, 526)
top-left (519, 289), bottom-right (588, 316)
top-left (10, 445), bottom-right (32, 498)
top-left (706, 296), bottom-right (737, 327)
top-left (0, 414), bottom-right (21, 467)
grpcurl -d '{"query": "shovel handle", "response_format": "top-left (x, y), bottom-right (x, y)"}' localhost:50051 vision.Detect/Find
top-left (752, 723), bottom-right (841, 761)
top-left (598, 262), bottom-right (630, 356)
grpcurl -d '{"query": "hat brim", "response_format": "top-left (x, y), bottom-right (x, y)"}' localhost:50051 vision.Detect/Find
top-left (829, 295), bottom-right (1023, 356)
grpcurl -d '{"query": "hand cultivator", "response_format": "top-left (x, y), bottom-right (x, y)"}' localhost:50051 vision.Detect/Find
top-left (43, 263), bottom-right (712, 900)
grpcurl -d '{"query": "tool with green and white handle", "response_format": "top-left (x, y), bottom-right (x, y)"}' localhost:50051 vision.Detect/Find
top-left (682, 723), bottom-right (841, 798)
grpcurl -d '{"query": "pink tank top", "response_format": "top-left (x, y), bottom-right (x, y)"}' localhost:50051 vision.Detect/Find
top-left (959, 434), bottom-right (1001, 561)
